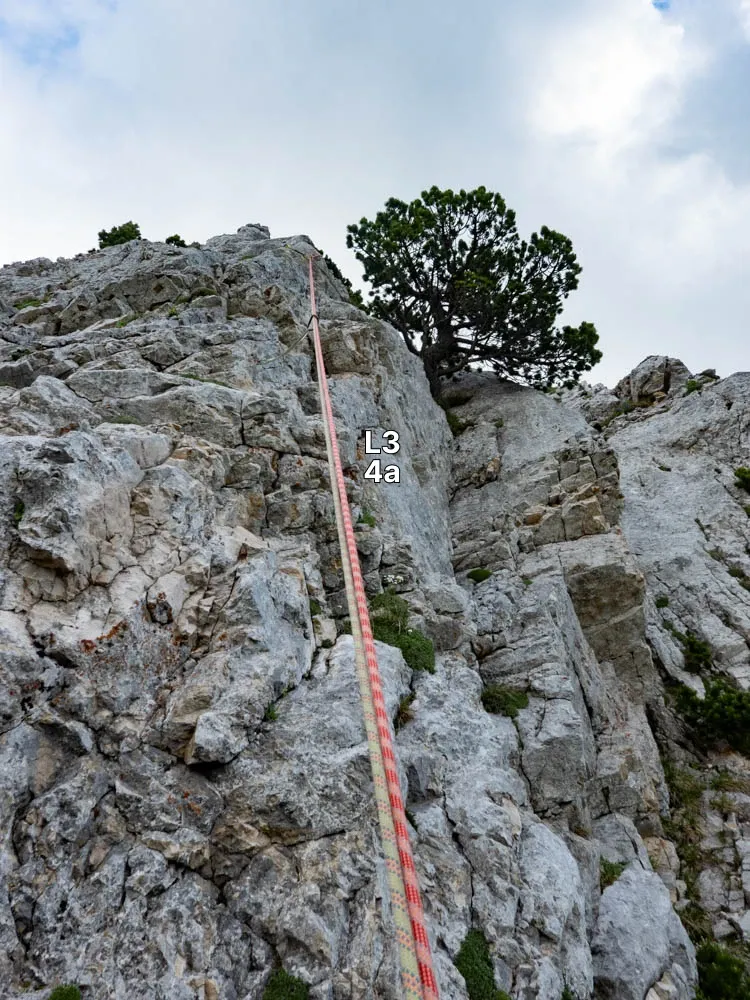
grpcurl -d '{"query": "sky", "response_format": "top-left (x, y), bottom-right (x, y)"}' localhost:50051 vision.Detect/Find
top-left (1, 0), bottom-right (749, 387)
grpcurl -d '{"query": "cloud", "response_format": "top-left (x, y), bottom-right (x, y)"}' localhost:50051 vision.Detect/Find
top-left (0, 0), bottom-right (748, 386)
top-left (738, 0), bottom-right (750, 37)
top-left (529, 0), bottom-right (707, 163)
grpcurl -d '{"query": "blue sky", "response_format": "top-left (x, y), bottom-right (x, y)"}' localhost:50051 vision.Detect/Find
top-left (1, 0), bottom-right (749, 386)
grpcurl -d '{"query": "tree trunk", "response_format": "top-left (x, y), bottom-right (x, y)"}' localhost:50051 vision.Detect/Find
top-left (422, 321), bottom-right (456, 400)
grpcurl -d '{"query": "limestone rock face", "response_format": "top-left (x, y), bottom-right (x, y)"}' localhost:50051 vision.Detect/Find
top-left (614, 356), bottom-right (693, 404)
top-left (6, 229), bottom-right (747, 999)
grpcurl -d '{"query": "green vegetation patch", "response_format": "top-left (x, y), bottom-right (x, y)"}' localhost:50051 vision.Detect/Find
top-left (444, 408), bottom-right (471, 437)
top-left (369, 590), bottom-right (435, 673)
top-left (13, 500), bottom-right (24, 525)
top-left (440, 389), bottom-right (474, 408)
top-left (358, 509), bottom-right (377, 527)
top-left (467, 568), bottom-right (492, 584)
top-left (309, 599), bottom-right (322, 616)
top-left (655, 595), bottom-right (670, 608)
top-left (481, 684), bottom-right (529, 719)
top-left (599, 857), bottom-right (627, 890)
top-left (395, 692), bottom-right (416, 731)
top-left (49, 988), bottom-right (82, 1000)
top-left (454, 929), bottom-right (510, 1000)
top-left (696, 941), bottom-right (750, 1000)
top-left (262, 968), bottom-right (309, 1000)
top-left (676, 678), bottom-right (750, 756)
top-left (685, 379), bottom-right (702, 395)
top-left (664, 624), bottom-right (712, 673)
top-left (734, 467), bottom-right (750, 493)
top-left (728, 566), bottom-right (750, 592)
top-left (165, 234), bottom-right (187, 247)
top-left (263, 704), bottom-right (278, 722)
top-left (14, 297), bottom-right (42, 310)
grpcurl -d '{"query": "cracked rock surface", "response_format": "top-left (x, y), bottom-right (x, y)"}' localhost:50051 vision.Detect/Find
top-left (1, 226), bottom-right (745, 999)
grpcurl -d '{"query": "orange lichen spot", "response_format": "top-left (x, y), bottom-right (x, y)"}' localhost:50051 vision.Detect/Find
top-left (97, 619), bottom-right (128, 642)
top-left (80, 639), bottom-right (97, 653)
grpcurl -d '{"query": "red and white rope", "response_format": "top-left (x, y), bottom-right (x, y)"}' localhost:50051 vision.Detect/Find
top-left (307, 255), bottom-right (440, 1000)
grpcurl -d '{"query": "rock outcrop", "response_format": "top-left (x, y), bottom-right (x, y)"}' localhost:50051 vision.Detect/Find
top-left (0, 225), bottom-right (747, 1000)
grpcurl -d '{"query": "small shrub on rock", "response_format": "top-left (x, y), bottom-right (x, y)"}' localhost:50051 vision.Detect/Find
top-left (728, 566), bottom-right (750, 592)
top-left (655, 595), bottom-right (670, 608)
top-left (684, 379), bottom-right (701, 395)
top-left (49, 988), bottom-right (82, 1000)
top-left (676, 679), bottom-right (750, 756)
top-left (734, 467), bottom-right (750, 493)
top-left (696, 940), bottom-right (750, 1000)
top-left (599, 857), bottom-right (627, 889)
top-left (481, 685), bottom-right (528, 718)
top-left (467, 568), bottom-right (492, 583)
top-left (165, 234), bottom-right (187, 247)
top-left (262, 968), bottom-right (309, 1000)
top-left (667, 627), bottom-right (712, 673)
top-left (358, 509), bottom-right (376, 527)
top-left (454, 929), bottom-right (511, 1000)
top-left (370, 590), bottom-right (435, 673)
top-left (98, 221), bottom-right (141, 248)
top-left (444, 408), bottom-right (470, 437)
top-left (13, 500), bottom-right (24, 525)
top-left (440, 389), bottom-right (474, 408)
top-left (395, 692), bottom-right (416, 730)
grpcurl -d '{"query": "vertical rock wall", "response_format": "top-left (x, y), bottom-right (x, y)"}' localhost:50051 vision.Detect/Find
top-left (1, 231), bottom-right (736, 1000)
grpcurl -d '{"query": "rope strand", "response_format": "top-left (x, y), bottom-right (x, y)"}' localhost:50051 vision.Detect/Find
top-left (307, 255), bottom-right (440, 1000)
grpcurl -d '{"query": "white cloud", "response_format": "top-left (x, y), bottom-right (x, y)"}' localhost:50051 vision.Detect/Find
top-left (529, 0), bottom-right (707, 164)
top-left (738, 0), bottom-right (750, 38)
top-left (0, 0), bottom-right (747, 386)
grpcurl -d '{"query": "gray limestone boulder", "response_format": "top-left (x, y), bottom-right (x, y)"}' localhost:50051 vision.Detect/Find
top-left (592, 866), bottom-right (697, 1000)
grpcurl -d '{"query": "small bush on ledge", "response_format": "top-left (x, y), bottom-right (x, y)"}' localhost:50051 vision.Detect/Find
top-left (262, 968), bottom-right (309, 1000)
top-left (468, 568), bottom-right (492, 583)
top-left (49, 988), bottom-right (82, 1000)
top-left (481, 684), bottom-right (529, 718)
top-left (370, 590), bottom-right (435, 673)
top-left (696, 940), bottom-right (750, 1000)
top-left (444, 408), bottom-right (470, 437)
top-left (676, 678), bottom-right (750, 756)
top-left (599, 857), bottom-right (627, 890)
top-left (454, 929), bottom-right (511, 1000)
top-left (734, 467), bottom-right (750, 493)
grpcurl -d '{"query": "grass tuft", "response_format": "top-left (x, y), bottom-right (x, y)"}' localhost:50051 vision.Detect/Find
top-left (454, 929), bottom-right (510, 1000)
top-left (467, 568), bottom-right (492, 584)
top-left (599, 857), bottom-right (627, 890)
top-left (262, 968), bottom-right (309, 1000)
top-left (481, 684), bottom-right (528, 718)
top-left (370, 590), bottom-right (436, 673)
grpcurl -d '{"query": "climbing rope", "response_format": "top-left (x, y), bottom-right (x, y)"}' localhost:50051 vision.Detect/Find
top-left (306, 255), bottom-right (440, 1000)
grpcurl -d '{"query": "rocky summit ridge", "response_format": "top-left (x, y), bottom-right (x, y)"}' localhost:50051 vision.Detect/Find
top-left (0, 225), bottom-right (749, 1000)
